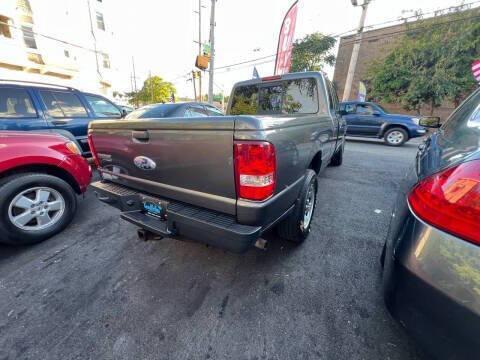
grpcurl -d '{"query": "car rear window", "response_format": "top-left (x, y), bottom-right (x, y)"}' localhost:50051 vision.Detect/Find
top-left (39, 90), bottom-right (88, 118)
top-left (230, 78), bottom-right (324, 116)
top-left (0, 88), bottom-right (37, 118)
top-left (441, 90), bottom-right (480, 139)
top-left (126, 104), bottom-right (179, 119)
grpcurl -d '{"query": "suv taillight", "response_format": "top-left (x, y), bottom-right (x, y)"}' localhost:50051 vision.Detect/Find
top-left (87, 133), bottom-right (100, 168)
top-left (408, 159), bottom-right (480, 245)
top-left (234, 141), bottom-right (276, 201)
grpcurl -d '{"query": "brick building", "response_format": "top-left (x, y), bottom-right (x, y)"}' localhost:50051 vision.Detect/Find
top-left (332, 10), bottom-right (476, 120)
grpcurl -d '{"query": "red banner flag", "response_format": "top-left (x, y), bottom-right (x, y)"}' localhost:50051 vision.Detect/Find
top-left (473, 60), bottom-right (480, 82)
top-left (274, 1), bottom-right (299, 75)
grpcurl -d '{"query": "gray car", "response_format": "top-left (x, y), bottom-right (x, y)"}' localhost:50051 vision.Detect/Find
top-left (382, 88), bottom-right (480, 359)
top-left (125, 102), bottom-right (224, 119)
top-left (89, 72), bottom-right (346, 253)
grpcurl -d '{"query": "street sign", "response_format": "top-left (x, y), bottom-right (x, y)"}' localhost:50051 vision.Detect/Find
top-left (196, 55), bottom-right (210, 70)
top-left (203, 43), bottom-right (211, 56)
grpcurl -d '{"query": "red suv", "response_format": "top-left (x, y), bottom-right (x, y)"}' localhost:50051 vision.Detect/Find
top-left (0, 131), bottom-right (92, 245)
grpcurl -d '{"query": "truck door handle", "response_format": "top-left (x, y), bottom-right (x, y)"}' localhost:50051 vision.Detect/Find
top-left (132, 130), bottom-right (149, 141)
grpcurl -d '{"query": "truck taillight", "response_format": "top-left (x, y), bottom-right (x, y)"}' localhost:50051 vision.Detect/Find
top-left (234, 141), bottom-right (276, 201)
top-left (408, 160), bottom-right (480, 246)
top-left (87, 133), bottom-right (100, 168)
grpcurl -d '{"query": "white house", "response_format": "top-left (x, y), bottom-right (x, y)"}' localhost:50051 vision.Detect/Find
top-left (0, 0), bottom-right (115, 96)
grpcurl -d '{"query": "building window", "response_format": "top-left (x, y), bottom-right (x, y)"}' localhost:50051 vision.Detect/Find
top-left (64, 50), bottom-right (70, 58)
top-left (21, 25), bottom-right (37, 49)
top-left (102, 53), bottom-right (110, 69)
top-left (96, 11), bottom-right (105, 31)
top-left (0, 15), bottom-right (12, 38)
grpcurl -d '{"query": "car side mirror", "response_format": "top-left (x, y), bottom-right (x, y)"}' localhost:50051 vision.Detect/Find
top-left (121, 109), bottom-right (128, 119)
top-left (372, 111), bottom-right (381, 116)
top-left (419, 116), bottom-right (441, 128)
top-left (337, 109), bottom-right (347, 116)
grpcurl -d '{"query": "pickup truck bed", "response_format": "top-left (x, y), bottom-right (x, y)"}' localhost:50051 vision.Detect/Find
top-left (89, 71), bottom-right (346, 253)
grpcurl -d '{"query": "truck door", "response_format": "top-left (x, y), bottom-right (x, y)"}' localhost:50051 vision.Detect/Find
top-left (351, 103), bottom-right (381, 136)
top-left (0, 87), bottom-right (48, 132)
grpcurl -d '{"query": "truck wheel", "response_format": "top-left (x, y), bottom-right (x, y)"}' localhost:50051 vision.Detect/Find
top-left (330, 142), bottom-right (344, 166)
top-left (0, 173), bottom-right (77, 246)
top-left (277, 169), bottom-right (318, 243)
top-left (384, 128), bottom-right (408, 146)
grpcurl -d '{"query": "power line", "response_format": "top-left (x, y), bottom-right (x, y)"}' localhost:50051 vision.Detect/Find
top-left (183, 1), bottom-right (480, 79)
top-left (329, 0), bottom-right (480, 39)
top-left (339, 13), bottom-right (480, 48)
top-left (0, 20), bottom-right (102, 55)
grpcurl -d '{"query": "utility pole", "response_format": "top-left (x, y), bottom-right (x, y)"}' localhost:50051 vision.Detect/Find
top-left (198, 0), bottom-right (202, 102)
top-left (86, 0), bottom-right (101, 79)
top-left (191, 71), bottom-right (197, 100)
top-left (132, 57), bottom-right (138, 107)
top-left (342, 0), bottom-right (370, 102)
top-left (208, 0), bottom-right (216, 104)
top-left (149, 70), bottom-right (154, 103)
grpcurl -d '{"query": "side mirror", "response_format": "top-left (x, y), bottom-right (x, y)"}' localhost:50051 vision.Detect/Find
top-left (121, 109), bottom-right (128, 118)
top-left (372, 110), bottom-right (381, 116)
top-left (419, 116), bottom-right (441, 128)
top-left (337, 109), bottom-right (347, 116)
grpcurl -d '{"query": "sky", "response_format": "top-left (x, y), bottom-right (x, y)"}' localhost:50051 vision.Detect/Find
top-left (108, 0), bottom-right (478, 98)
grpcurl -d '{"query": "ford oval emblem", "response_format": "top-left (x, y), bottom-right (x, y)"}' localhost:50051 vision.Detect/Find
top-left (134, 156), bottom-right (156, 171)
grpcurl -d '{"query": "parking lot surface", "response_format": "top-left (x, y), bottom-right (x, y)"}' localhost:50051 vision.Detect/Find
top-left (0, 139), bottom-right (427, 360)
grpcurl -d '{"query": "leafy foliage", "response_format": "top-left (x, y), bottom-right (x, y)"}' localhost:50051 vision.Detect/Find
top-left (129, 76), bottom-right (176, 105)
top-left (367, 9), bottom-right (480, 115)
top-left (291, 32), bottom-right (336, 72)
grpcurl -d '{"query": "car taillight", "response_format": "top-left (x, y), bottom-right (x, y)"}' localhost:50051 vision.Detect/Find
top-left (408, 159), bottom-right (480, 245)
top-left (234, 141), bottom-right (276, 201)
top-left (87, 133), bottom-right (100, 168)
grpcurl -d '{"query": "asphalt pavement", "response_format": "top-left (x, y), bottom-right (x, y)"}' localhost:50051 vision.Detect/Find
top-left (0, 138), bottom-right (427, 360)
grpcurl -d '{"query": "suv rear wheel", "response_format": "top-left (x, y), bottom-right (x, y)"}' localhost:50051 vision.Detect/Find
top-left (0, 173), bottom-right (77, 245)
top-left (384, 128), bottom-right (408, 146)
top-left (277, 169), bottom-right (318, 243)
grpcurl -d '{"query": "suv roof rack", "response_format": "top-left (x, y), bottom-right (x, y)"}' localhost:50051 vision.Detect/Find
top-left (0, 79), bottom-right (80, 91)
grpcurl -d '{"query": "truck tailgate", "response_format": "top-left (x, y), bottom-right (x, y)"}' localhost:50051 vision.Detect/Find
top-left (89, 117), bottom-right (236, 215)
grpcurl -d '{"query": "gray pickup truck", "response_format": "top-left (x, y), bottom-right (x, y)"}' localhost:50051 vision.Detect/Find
top-left (89, 72), bottom-right (346, 253)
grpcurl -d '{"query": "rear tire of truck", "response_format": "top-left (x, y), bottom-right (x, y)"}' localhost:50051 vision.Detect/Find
top-left (330, 142), bottom-right (344, 166)
top-left (277, 170), bottom-right (318, 244)
top-left (0, 173), bottom-right (77, 246)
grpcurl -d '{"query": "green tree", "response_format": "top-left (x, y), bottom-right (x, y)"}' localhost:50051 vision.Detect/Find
top-left (291, 32), bottom-right (336, 72)
top-left (367, 9), bottom-right (480, 115)
top-left (130, 76), bottom-right (176, 106)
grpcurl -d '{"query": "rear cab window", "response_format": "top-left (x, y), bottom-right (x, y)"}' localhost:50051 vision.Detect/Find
top-left (39, 90), bottom-right (88, 118)
top-left (230, 77), bottom-right (326, 116)
top-left (0, 87), bottom-right (37, 118)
